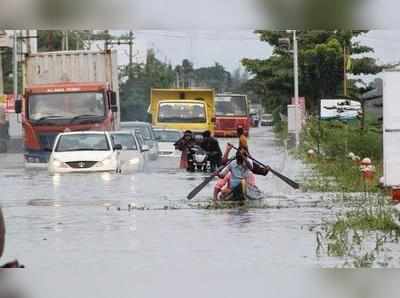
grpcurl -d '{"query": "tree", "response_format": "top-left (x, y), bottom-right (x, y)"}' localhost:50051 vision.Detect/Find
top-left (242, 30), bottom-right (385, 114)
top-left (192, 63), bottom-right (231, 92)
top-left (119, 49), bottom-right (176, 121)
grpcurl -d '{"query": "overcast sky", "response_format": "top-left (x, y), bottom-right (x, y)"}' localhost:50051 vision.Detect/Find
top-left (113, 30), bottom-right (400, 74)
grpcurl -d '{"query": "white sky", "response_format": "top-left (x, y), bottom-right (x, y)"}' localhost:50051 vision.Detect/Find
top-left (112, 30), bottom-right (400, 75)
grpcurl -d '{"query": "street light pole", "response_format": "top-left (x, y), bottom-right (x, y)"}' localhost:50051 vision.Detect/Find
top-left (291, 30), bottom-right (300, 147)
top-left (13, 31), bottom-right (18, 102)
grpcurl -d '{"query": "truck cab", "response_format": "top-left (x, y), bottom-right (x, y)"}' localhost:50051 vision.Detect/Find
top-left (149, 89), bottom-right (215, 135)
top-left (16, 82), bottom-right (118, 166)
top-left (214, 93), bottom-right (250, 137)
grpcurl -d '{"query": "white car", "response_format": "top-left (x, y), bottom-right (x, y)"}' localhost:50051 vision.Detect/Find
top-left (120, 122), bottom-right (159, 160)
top-left (260, 114), bottom-right (273, 126)
top-left (153, 129), bottom-right (182, 157)
top-left (49, 131), bottom-right (119, 174)
top-left (110, 131), bottom-right (149, 173)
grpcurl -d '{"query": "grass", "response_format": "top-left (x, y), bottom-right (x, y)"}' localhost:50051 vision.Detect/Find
top-left (298, 116), bottom-right (383, 193)
top-left (317, 195), bottom-right (400, 267)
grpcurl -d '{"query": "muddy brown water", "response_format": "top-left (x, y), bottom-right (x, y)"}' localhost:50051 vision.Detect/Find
top-left (0, 127), bottom-right (369, 292)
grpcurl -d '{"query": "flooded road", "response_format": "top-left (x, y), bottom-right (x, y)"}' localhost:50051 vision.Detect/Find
top-left (0, 127), bottom-right (343, 275)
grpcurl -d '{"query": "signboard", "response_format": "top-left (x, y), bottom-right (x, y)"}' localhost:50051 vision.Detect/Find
top-left (383, 70), bottom-right (400, 186)
top-left (320, 99), bottom-right (361, 120)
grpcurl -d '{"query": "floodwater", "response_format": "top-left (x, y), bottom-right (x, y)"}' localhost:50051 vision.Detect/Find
top-left (0, 127), bottom-right (362, 291)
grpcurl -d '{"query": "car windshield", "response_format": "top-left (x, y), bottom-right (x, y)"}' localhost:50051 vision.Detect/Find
top-left (55, 134), bottom-right (110, 152)
top-left (215, 96), bottom-right (247, 116)
top-left (29, 92), bottom-right (106, 121)
top-left (158, 102), bottom-right (206, 123)
top-left (121, 124), bottom-right (153, 140)
top-left (155, 130), bottom-right (182, 142)
top-left (111, 134), bottom-right (138, 150)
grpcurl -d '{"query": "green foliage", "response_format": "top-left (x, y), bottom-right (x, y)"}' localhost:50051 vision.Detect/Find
top-left (37, 30), bottom-right (94, 51)
top-left (242, 30), bottom-right (384, 114)
top-left (119, 49), bottom-right (176, 121)
top-left (0, 48), bottom-right (23, 94)
top-left (193, 63), bottom-right (231, 92)
top-left (301, 116), bottom-right (383, 192)
top-left (317, 195), bottom-right (400, 267)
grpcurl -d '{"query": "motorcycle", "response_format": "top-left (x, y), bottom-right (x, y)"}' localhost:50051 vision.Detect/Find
top-left (187, 145), bottom-right (211, 172)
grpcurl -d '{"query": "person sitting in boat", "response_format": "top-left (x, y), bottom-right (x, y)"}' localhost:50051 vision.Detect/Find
top-left (200, 130), bottom-right (222, 171)
top-left (214, 150), bottom-right (256, 200)
top-left (174, 130), bottom-right (196, 170)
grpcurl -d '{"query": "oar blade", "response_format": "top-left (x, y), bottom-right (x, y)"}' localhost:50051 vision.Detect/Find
top-left (270, 169), bottom-right (300, 189)
top-left (187, 176), bottom-right (215, 200)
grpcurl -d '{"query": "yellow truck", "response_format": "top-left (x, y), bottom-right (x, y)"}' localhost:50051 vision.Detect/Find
top-left (149, 89), bottom-right (215, 134)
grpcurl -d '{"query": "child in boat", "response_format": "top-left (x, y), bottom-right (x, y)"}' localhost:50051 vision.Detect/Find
top-left (213, 150), bottom-right (255, 200)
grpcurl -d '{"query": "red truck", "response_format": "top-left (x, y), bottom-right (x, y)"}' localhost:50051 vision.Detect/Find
top-left (214, 93), bottom-right (250, 137)
top-left (14, 50), bottom-right (120, 167)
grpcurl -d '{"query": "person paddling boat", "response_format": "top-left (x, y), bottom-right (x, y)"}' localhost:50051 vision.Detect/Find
top-left (214, 150), bottom-right (255, 200)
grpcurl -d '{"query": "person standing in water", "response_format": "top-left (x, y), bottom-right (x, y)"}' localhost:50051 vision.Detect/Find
top-left (174, 130), bottom-right (196, 170)
top-left (237, 126), bottom-right (248, 152)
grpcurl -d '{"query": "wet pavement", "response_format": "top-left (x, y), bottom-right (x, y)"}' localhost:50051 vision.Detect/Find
top-left (0, 127), bottom-right (344, 274)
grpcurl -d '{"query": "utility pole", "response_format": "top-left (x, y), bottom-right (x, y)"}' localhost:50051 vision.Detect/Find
top-left (343, 46), bottom-right (347, 96)
top-left (285, 30), bottom-right (300, 147)
top-left (65, 30), bottom-right (69, 51)
top-left (128, 30), bottom-right (134, 80)
top-left (0, 50), bottom-right (3, 95)
top-left (13, 31), bottom-right (18, 101)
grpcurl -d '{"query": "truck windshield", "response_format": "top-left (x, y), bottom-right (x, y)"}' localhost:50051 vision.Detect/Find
top-left (55, 134), bottom-right (110, 152)
top-left (215, 96), bottom-right (248, 117)
top-left (29, 92), bottom-right (106, 121)
top-left (158, 102), bottom-right (206, 123)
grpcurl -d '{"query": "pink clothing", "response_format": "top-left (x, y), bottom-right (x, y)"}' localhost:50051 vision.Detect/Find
top-left (179, 151), bottom-right (188, 169)
top-left (214, 172), bottom-right (256, 191)
top-left (215, 172), bottom-right (232, 190)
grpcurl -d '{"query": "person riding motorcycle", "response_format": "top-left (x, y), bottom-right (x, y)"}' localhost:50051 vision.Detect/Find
top-left (200, 130), bottom-right (222, 171)
top-left (174, 130), bottom-right (196, 171)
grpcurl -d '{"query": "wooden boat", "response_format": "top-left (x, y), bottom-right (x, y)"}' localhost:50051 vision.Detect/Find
top-left (218, 180), bottom-right (264, 202)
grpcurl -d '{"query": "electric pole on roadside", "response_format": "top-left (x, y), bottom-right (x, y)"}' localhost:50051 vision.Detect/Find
top-left (128, 30), bottom-right (133, 78)
top-left (12, 31), bottom-right (18, 102)
top-left (104, 30), bottom-right (135, 80)
top-left (280, 30), bottom-right (300, 147)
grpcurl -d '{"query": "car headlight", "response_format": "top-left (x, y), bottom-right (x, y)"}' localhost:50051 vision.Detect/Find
top-left (96, 156), bottom-right (114, 167)
top-left (129, 158), bottom-right (140, 165)
top-left (94, 161), bottom-right (104, 168)
top-left (53, 159), bottom-right (68, 168)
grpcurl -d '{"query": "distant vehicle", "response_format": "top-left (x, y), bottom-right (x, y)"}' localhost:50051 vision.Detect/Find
top-left (15, 50), bottom-right (120, 168)
top-left (320, 99), bottom-right (361, 121)
top-left (110, 131), bottom-right (148, 173)
top-left (153, 128), bottom-right (182, 157)
top-left (214, 94), bottom-right (250, 137)
top-left (149, 89), bottom-right (215, 134)
top-left (250, 113), bottom-right (260, 127)
top-left (260, 114), bottom-right (273, 126)
top-left (48, 131), bottom-right (119, 174)
top-left (120, 121), bottom-right (159, 160)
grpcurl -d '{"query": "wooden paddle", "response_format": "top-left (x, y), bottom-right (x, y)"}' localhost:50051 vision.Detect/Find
top-left (228, 143), bottom-right (300, 190)
top-left (187, 158), bottom-right (235, 200)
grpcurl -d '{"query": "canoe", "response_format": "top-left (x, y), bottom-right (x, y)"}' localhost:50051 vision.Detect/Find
top-left (218, 180), bottom-right (264, 202)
